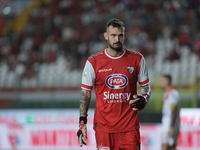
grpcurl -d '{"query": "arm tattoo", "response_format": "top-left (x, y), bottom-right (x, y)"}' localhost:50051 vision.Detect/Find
top-left (80, 89), bottom-right (91, 117)
top-left (141, 84), bottom-right (151, 96)
top-left (170, 107), bottom-right (177, 127)
top-left (141, 84), bottom-right (151, 103)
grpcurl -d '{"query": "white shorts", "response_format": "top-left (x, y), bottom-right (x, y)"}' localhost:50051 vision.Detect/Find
top-left (161, 128), bottom-right (179, 146)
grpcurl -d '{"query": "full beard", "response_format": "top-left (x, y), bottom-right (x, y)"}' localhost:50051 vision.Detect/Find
top-left (108, 42), bottom-right (123, 52)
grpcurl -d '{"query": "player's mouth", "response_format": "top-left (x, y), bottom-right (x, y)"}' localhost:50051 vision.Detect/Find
top-left (114, 43), bottom-right (121, 46)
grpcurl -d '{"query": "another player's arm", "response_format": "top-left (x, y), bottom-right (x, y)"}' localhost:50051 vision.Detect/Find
top-left (80, 89), bottom-right (91, 117)
top-left (168, 104), bottom-right (177, 137)
top-left (170, 104), bottom-right (177, 127)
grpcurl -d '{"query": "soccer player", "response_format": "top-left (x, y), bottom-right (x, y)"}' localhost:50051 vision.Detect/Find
top-left (77, 18), bottom-right (151, 150)
top-left (160, 74), bottom-right (181, 150)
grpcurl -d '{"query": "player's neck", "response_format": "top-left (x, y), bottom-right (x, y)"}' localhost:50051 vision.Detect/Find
top-left (165, 86), bottom-right (172, 92)
top-left (107, 47), bottom-right (124, 56)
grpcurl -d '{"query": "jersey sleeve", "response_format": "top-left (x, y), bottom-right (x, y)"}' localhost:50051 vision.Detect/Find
top-left (81, 60), bottom-right (96, 90)
top-left (168, 91), bottom-right (180, 107)
top-left (137, 56), bottom-right (150, 86)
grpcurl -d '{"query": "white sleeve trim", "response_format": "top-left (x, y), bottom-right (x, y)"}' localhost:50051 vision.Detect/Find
top-left (81, 87), bottom-right (92, 91)
top-left (140, 81), bottom-right (150, 86)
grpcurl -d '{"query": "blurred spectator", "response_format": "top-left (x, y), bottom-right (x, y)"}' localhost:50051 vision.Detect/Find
top-left (165, 48), bottom-right (180, 61)
top-left (0, 14), bottom-right (5, 35)
top-left (21, 62), bottom-right (37, 79)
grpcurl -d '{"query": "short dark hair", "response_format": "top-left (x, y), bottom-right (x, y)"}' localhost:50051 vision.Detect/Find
top-left (162, 74), bottom-right (172, 85)
top-left (106, 18), bottom-right (125, 32)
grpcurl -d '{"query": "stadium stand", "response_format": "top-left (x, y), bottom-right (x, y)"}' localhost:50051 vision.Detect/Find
top-left (0, 0), bottom-right (199, 91)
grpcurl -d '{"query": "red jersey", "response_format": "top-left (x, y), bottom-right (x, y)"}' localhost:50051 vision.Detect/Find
top-left (81, 48), bottom-right (149, 133)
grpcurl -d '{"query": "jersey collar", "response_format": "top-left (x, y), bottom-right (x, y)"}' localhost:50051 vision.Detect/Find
top-left (105, 48), bottom-right (126, 59)
top-left (164, 88), bottom-right (174, 101)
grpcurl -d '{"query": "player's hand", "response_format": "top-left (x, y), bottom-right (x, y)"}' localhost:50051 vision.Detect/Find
top-left (129, 94), bottom-right (148, 111)
top-left (77, 117), bottom-right (87, 147)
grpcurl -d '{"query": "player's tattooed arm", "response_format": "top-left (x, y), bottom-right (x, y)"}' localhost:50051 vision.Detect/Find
top-left (80, 89), bottom-right (91, 117)
top-left (140, 84), bottom-right (151, 102)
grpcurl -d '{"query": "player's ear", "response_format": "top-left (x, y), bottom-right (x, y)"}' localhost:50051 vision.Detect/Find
top-left (104, 32), bottom-right (108, 40)
top-left (124, 32), bottom-right (126, 39)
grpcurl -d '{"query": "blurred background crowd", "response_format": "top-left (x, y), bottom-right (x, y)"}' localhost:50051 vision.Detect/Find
top-left (0, 0), bottom-right (199, 110)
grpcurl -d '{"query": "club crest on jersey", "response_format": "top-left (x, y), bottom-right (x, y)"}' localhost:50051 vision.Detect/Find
top-left (105, 74), bottom-right (128, 89)
top-left (127, 66), bottom-right (134, 74)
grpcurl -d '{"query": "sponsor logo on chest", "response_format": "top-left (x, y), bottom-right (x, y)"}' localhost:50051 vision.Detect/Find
top-left (105, 74), bottom-right (128, 89)
top-left (103, 91), bottom-right (131, 103)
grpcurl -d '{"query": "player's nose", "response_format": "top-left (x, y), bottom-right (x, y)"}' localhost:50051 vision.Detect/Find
top-left (115, 36), bottom-right (120, 42)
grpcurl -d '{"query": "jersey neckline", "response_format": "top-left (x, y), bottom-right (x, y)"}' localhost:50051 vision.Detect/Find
top-left (164, 88), bottom-right (174, 101)
top-left (104, 48), bottom-right (126, 59)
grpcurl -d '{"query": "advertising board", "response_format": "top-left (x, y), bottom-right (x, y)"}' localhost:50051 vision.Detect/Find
top-left (0, 108), bottom-right (199, 150)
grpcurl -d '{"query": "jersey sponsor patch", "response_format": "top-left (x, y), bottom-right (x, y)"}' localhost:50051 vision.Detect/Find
top-left (105, 74), bottom-right (128, 89)
top-left (103, 91), bottom-right (131, 103)
top-left (127, 66), bottom-right (134, 74)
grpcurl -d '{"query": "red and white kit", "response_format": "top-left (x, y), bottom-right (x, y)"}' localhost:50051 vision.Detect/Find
top-left (81, 48), bottom-right (149, 133)
top-left (162, 88), bottom-right (180, 145)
